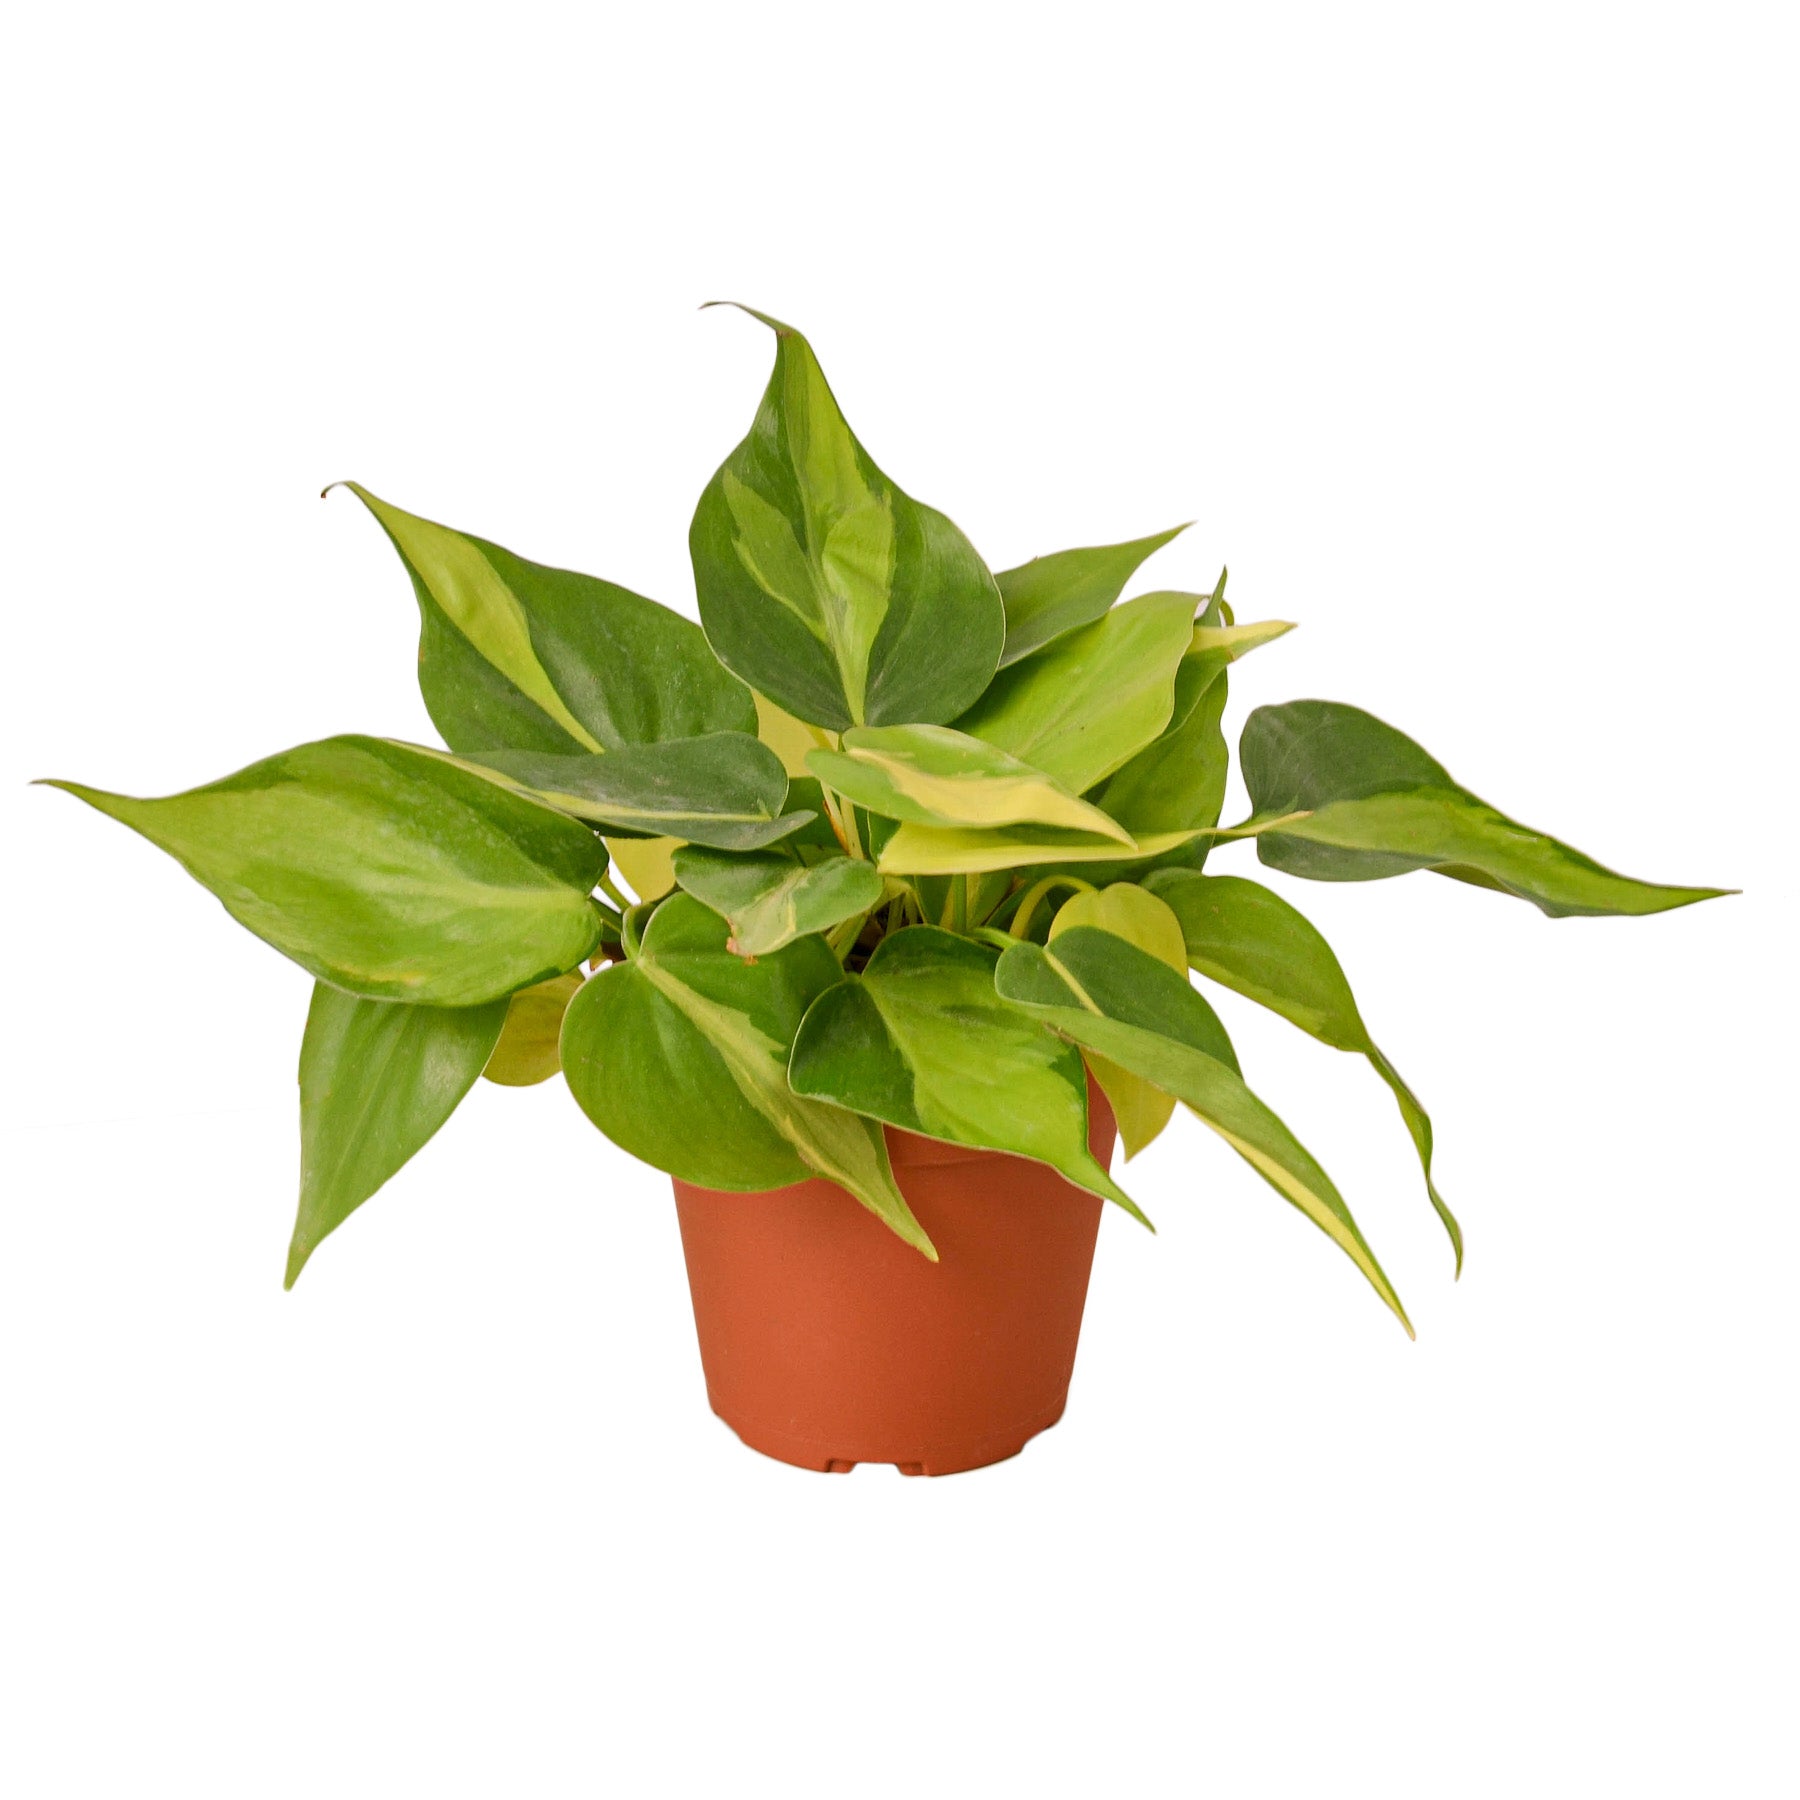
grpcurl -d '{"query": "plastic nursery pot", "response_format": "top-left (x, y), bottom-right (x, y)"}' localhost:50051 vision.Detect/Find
top-left (671, 1085), bottom-right (1118, 1478)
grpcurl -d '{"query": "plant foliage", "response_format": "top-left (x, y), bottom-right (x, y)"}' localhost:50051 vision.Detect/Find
top-left (46, 310), bottom-right (1731, 1327)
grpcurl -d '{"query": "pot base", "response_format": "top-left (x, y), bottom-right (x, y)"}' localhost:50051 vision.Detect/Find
top-left (709, 1393), bottom-right (1071, 1478)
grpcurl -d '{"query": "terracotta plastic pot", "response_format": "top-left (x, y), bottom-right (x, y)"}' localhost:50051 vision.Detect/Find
top-left (671, 1088), bottom-right (1117, 1477)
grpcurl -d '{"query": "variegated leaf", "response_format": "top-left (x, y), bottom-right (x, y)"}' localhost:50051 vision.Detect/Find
top-left (689, 308), bottom-right (1004, 730)
top-left (1243, 701), bottom-right (1731, 915)
top-left (808, 723), bottom-right (1131, 841)
top-left (46, 736), bottom-right (608, 1005)
top-left (337, 483), bottom-right (754, 754)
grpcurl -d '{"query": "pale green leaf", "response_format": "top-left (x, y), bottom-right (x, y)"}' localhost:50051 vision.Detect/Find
top-left (483, 971), bottom-right (585, 1087)
top-left (954, 590), bottom-right (1197, 792)
top-left (808, 723), bottom-right (1131, 840)
top-left (289, 983), bottom-right (508, 1286)
top-left (877, 820), bottom-right (1202, 876)
top-left (45, 736), bottom-right (608, 1005)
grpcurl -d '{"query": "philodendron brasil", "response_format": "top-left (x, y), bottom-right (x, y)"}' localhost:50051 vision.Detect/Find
top-left (46, 307), bottom-right (1729, 1334)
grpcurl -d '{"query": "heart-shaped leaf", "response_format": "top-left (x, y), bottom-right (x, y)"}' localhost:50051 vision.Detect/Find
top-left (690, 308), bottom-right (1004, 730)
top-left (482, 971), bottom-right (585, 1087)
top-left (1047, 884), bottom-right (1191, 1159)
top-left (808, 724), bottom-right (1131, 841)
top-left (1148, 870), bottom-right (1461, 1269)
top-left (788, 927), bottom-right (1148, 1225)
top-left (561, 894), bottom-right (932, 1256)
top-left (954, 590), bottom-right (1197, 793)
top-left (995, 524), bottom-right (1189, 666)
top-left (467, 732), bottom-right (811, 850)
top-left (46, 736), bottom-right (609, 1004)
top-left (672, 845), bottom-right (885, 958)
top-left (996, 926), bottom-right (1412, 1334)
top-left (1242, 701), bottom-right (1731, 915)
top-left (338, 483), bottom-right (754, 755)
top-left (289, 983), bottom-right (509, 1286)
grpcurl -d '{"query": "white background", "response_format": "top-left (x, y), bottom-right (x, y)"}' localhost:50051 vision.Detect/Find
top-left (3, 5), bottom-right (1794, 1795)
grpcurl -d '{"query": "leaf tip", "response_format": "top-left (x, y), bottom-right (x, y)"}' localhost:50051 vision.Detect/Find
top-left (283, 1235), bottom-right (312, 1290)
top-left (700, 300), bottom-right (792, 337)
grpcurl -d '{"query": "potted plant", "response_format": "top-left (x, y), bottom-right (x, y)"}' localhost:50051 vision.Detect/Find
top-left (43, 307), bottom-right (1729, 1476)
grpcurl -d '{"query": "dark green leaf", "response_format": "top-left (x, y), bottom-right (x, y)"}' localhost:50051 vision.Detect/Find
top-left (1241, 701), bottom-right (1731, 915)
top-left (788, 926), bottom-right (1148, 1224)
top-left (45, 737), bottom-right (608, 1004)
top-left (996, 926), bottom-right (1411, 1334)
top-left (995, 524), bottom-right (1189, 666)
top-left (689, 307), bottom-right (1004, 730)
top-left (561, 894), bottom-right (932, 1255)
top-left (337, 483), bottom-right (755, 754)
top-left (288, 984), bottom-right (508, 1285)
top-left (1147, 870), bottom-right (1461, 1269)
top-left (468, 732), bottom-right (811, 850)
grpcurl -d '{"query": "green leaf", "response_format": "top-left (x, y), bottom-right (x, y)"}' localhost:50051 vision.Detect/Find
top-left (877, 820), bottom-right (1203, 876)
top-left (1047, 883), bottom-right (1190, 1159)
top-left (807, 724), bottom-right (1131, 841)
top-left (1094, 612), bottom-right (1294, 841)
top-left (1090, 647), bottom-right (1232, 840)
top-left (689, 308), bottom-right (1004, 730)
top-left (1242, 701), bottom-right (1732, 915)
top-left (954, 590), bottom-right (1197, 793)
top-left (483, 971), bottom-right (585, 1087)
top-left (45, 736), bottom-right (608, 1005)
top-left (672, 844), bottom-right (885, 958)
top-left (787, 926), bottom-right (1148, 1226)
top-left (337, 483), bottom-right (755, 755)
top-left (1147, 870), bottom-right (1462, 1269)
top-left (466, 732), bottom-right (812, 850)
top-left (288, 983), bottom-right (508, 1286)
top-left (995, 524), bottom-right (1189, 666)
top-left (561, 894), bottom-right (933, 1256)
top-left (995, 926), bottom-right (1412, 1335)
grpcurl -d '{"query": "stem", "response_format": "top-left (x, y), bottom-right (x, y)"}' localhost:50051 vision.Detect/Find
top-left (826, 909), bottom-right (870, 961)
top-left (817, 783), bottom-right (865, 860)
top-left (596, 870), bottom-right (632, 911)
top-left (622, 901), bottom-right (656, 961)
top-left (971, 874), bottom-right (1014, 928)
top-left (950, 873), bottom-right (968, 933)
top-left (1008, 873), bottom-right (1097, 941)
